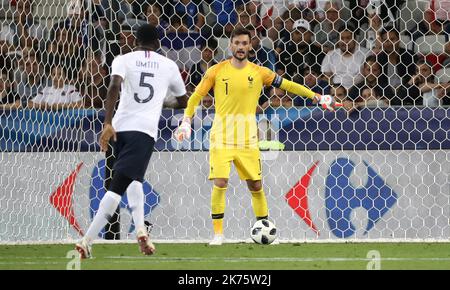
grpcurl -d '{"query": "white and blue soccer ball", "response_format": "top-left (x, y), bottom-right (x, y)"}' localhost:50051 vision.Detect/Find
top-left (251, 219), bottom-right (277, 245)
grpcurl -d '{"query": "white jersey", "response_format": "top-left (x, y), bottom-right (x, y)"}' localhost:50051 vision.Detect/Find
top-left (110, 50), bottom-right (186, 139)
top-left (32, 84), bottom-right (82, 105)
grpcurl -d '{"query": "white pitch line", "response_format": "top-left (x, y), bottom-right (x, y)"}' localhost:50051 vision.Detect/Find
top-left (1, 258), bottom-right (450, 267)
top-left (1, 256), bottom-right (450, 264)
top-left (0, 261), bottom-right (63, 265)
top-left (104, 256), bottom-right (450, 262)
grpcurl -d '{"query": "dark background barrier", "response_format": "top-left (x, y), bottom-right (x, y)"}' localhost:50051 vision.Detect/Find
top-left (1, 107), bottom-right (449, 152)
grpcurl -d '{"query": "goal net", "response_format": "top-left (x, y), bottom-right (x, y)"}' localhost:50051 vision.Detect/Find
top-left (0, 0), bottom-right (449, 243)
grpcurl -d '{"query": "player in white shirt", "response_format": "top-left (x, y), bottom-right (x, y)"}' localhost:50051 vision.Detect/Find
top-left (75, 24), bottom-right (187, 259)
top-left (321, 23), bottom-right (371, 90)
top-left (30, 66), bottom-right (83, 110)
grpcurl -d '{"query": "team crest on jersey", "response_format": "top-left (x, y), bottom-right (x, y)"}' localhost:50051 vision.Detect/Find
top-left (248, 76), bottom-right (254, 88)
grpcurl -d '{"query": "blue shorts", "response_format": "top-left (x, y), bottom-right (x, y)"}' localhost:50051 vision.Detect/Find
top-left (110, 131), bottom-right (155, 181)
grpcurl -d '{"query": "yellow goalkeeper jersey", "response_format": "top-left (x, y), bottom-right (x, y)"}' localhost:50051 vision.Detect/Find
top-left (187, 60), bottom-right (276, 148)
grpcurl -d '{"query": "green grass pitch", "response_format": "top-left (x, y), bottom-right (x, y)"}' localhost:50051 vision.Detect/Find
top-left (1, 243), bottom-right (449, 270)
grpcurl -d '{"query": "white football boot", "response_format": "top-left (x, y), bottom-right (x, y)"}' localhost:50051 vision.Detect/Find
top-left (209, 234), bottom-right (224, 246)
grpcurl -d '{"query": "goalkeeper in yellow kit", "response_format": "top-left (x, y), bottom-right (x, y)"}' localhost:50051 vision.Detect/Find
top-left (175, 27), bottom-right (342, 245)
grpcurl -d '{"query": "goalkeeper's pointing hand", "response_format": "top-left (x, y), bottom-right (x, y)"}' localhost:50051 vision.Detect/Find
top-left (174, 117), bottom-right (192, 142)
top-left (314, 94), bottom-right (343, 112)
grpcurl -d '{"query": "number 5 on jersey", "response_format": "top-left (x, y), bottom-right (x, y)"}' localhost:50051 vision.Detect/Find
top-left (134, 72), bottom-right (154, 103)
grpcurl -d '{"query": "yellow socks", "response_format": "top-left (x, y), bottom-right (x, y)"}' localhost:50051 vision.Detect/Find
top-left (211, 185), bottom-right (227, 234)
top-left (250, 189), bottom-right (268, 219)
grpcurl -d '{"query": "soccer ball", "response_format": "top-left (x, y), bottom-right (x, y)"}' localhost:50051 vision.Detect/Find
top-left (251, 219), bottom-right (277, 245)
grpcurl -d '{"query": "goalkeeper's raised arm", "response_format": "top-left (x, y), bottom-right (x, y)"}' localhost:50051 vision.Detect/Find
top-left (269, 73), bottom-right (343, 111)
top-left (174, 64), bottom-right (216, 141)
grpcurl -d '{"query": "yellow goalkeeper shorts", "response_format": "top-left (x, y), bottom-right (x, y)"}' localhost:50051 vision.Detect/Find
top-left (209, 148), bottom-right (262, 181)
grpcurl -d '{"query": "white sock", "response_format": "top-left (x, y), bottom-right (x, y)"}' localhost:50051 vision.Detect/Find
top-left (126, 181), bottom-right (145, 231)
top-left (85, 191), bottom-right (122, 241)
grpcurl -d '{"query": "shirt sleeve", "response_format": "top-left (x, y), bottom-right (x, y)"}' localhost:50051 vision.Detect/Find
top-left (260, 66), bottom-right (277, 86)
top-left (193, 65), bottom-right (216, 97)
top-left (184, 65), bottom-right (217, 118)
top-left (111, 55), bottom-right (126, 79)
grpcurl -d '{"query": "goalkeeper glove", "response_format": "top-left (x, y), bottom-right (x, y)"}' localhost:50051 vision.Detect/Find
top-left (314, 94), bottom-right (343, 111)
top-left (174, 117), bottom-right (192, 141)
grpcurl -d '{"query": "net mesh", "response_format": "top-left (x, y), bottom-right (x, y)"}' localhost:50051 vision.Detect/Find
top-left (0, 0), bottom-right (449, 243)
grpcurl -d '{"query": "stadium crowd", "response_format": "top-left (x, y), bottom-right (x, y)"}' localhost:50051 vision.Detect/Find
top-left (1, 0), bottom-right (450, 111)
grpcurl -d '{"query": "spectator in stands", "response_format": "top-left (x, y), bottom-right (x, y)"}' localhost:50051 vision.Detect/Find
top-left (329, 84), bottom-right (354, 111)
top-left (356, 86), bottom-right (389, 108)
top-left (165, 37), bottom-right (215, 108)
top-left (276, 19), bottom-right (324, 79)
top-left (89, 0), bottom-right (151, 31)
top-left (43, 25), bottom-right (84, 82)
top-left (301, 66), bottom-right (330, 95)
top-left (427, 0), bottom-right (450, 23)
top-left (348, 55), bottom-right (395, 104)
top-left (167, 15), bottom-right (192, 33)
top-left (409, 4), bottom-right (450, 72)
top-left (29, 65), bottom-right (83, 110)
top-left (258, 0), bottom-right (293, 21)
top-left (210, 0), bottom-right (246, 37)
top-left (187, 38), bottom-right (218, 93)
top-left (361, 7), bottom-right (383, 50)
top-left (313, 1), bottom-right (346, 53)
top-left (257, 87), bottom-right (294, 113)
top-left (78, 51), bottom-right (108, 109)
top-left (0, 71), bottom-right (17, 105)
top-left (97, 0), bottom-right (130, 23)
top-left (184, 39), bottom-right (218, 109)
top-left (247, 25), bottom-right (277, 71)
top-left (172, 0), bottom-right (205, 33)
top-left (349, 0), bottom-right (405, 31)
top-left (330, 85), bottom-right (347, 103)
top-left (274, 8), bottom-right (303, 54)
top-left (240, 1), bottom-right (261, 29)
top-left (119, 25), bottom-right (135, 54)
top-left (145, 1), bottom-right (169, 35)
top-left (290, 0), bottom-right (318, 23)
top-left (14, 48), bottom-right (48, 106)
top-left (3, 0), bottom-right (47, 51)
top-left (0, 30), bottom-right (15, 75)
top-left (321, 23), bottom-right (371, 90)
top-left (291, 66), bottom-right (329, 106)
top-left (411, 1), bottom-right (450, 41)
top-left (50, 0), bottom-right (102, 53)
top-left (397, 58), bottom-right (450, 106)
top-left (161, 15), bottom-right (203, 70)
top-left (375, 26), bottom-right (417, 90)
top-left (125, 0), bottom-right (153, 22)
top-left (236, 3), bottom-right (254, 28)
top-left (257, 0), bottom-right (296, 40)
top-left (91, 0), bottom-right (149, 26)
